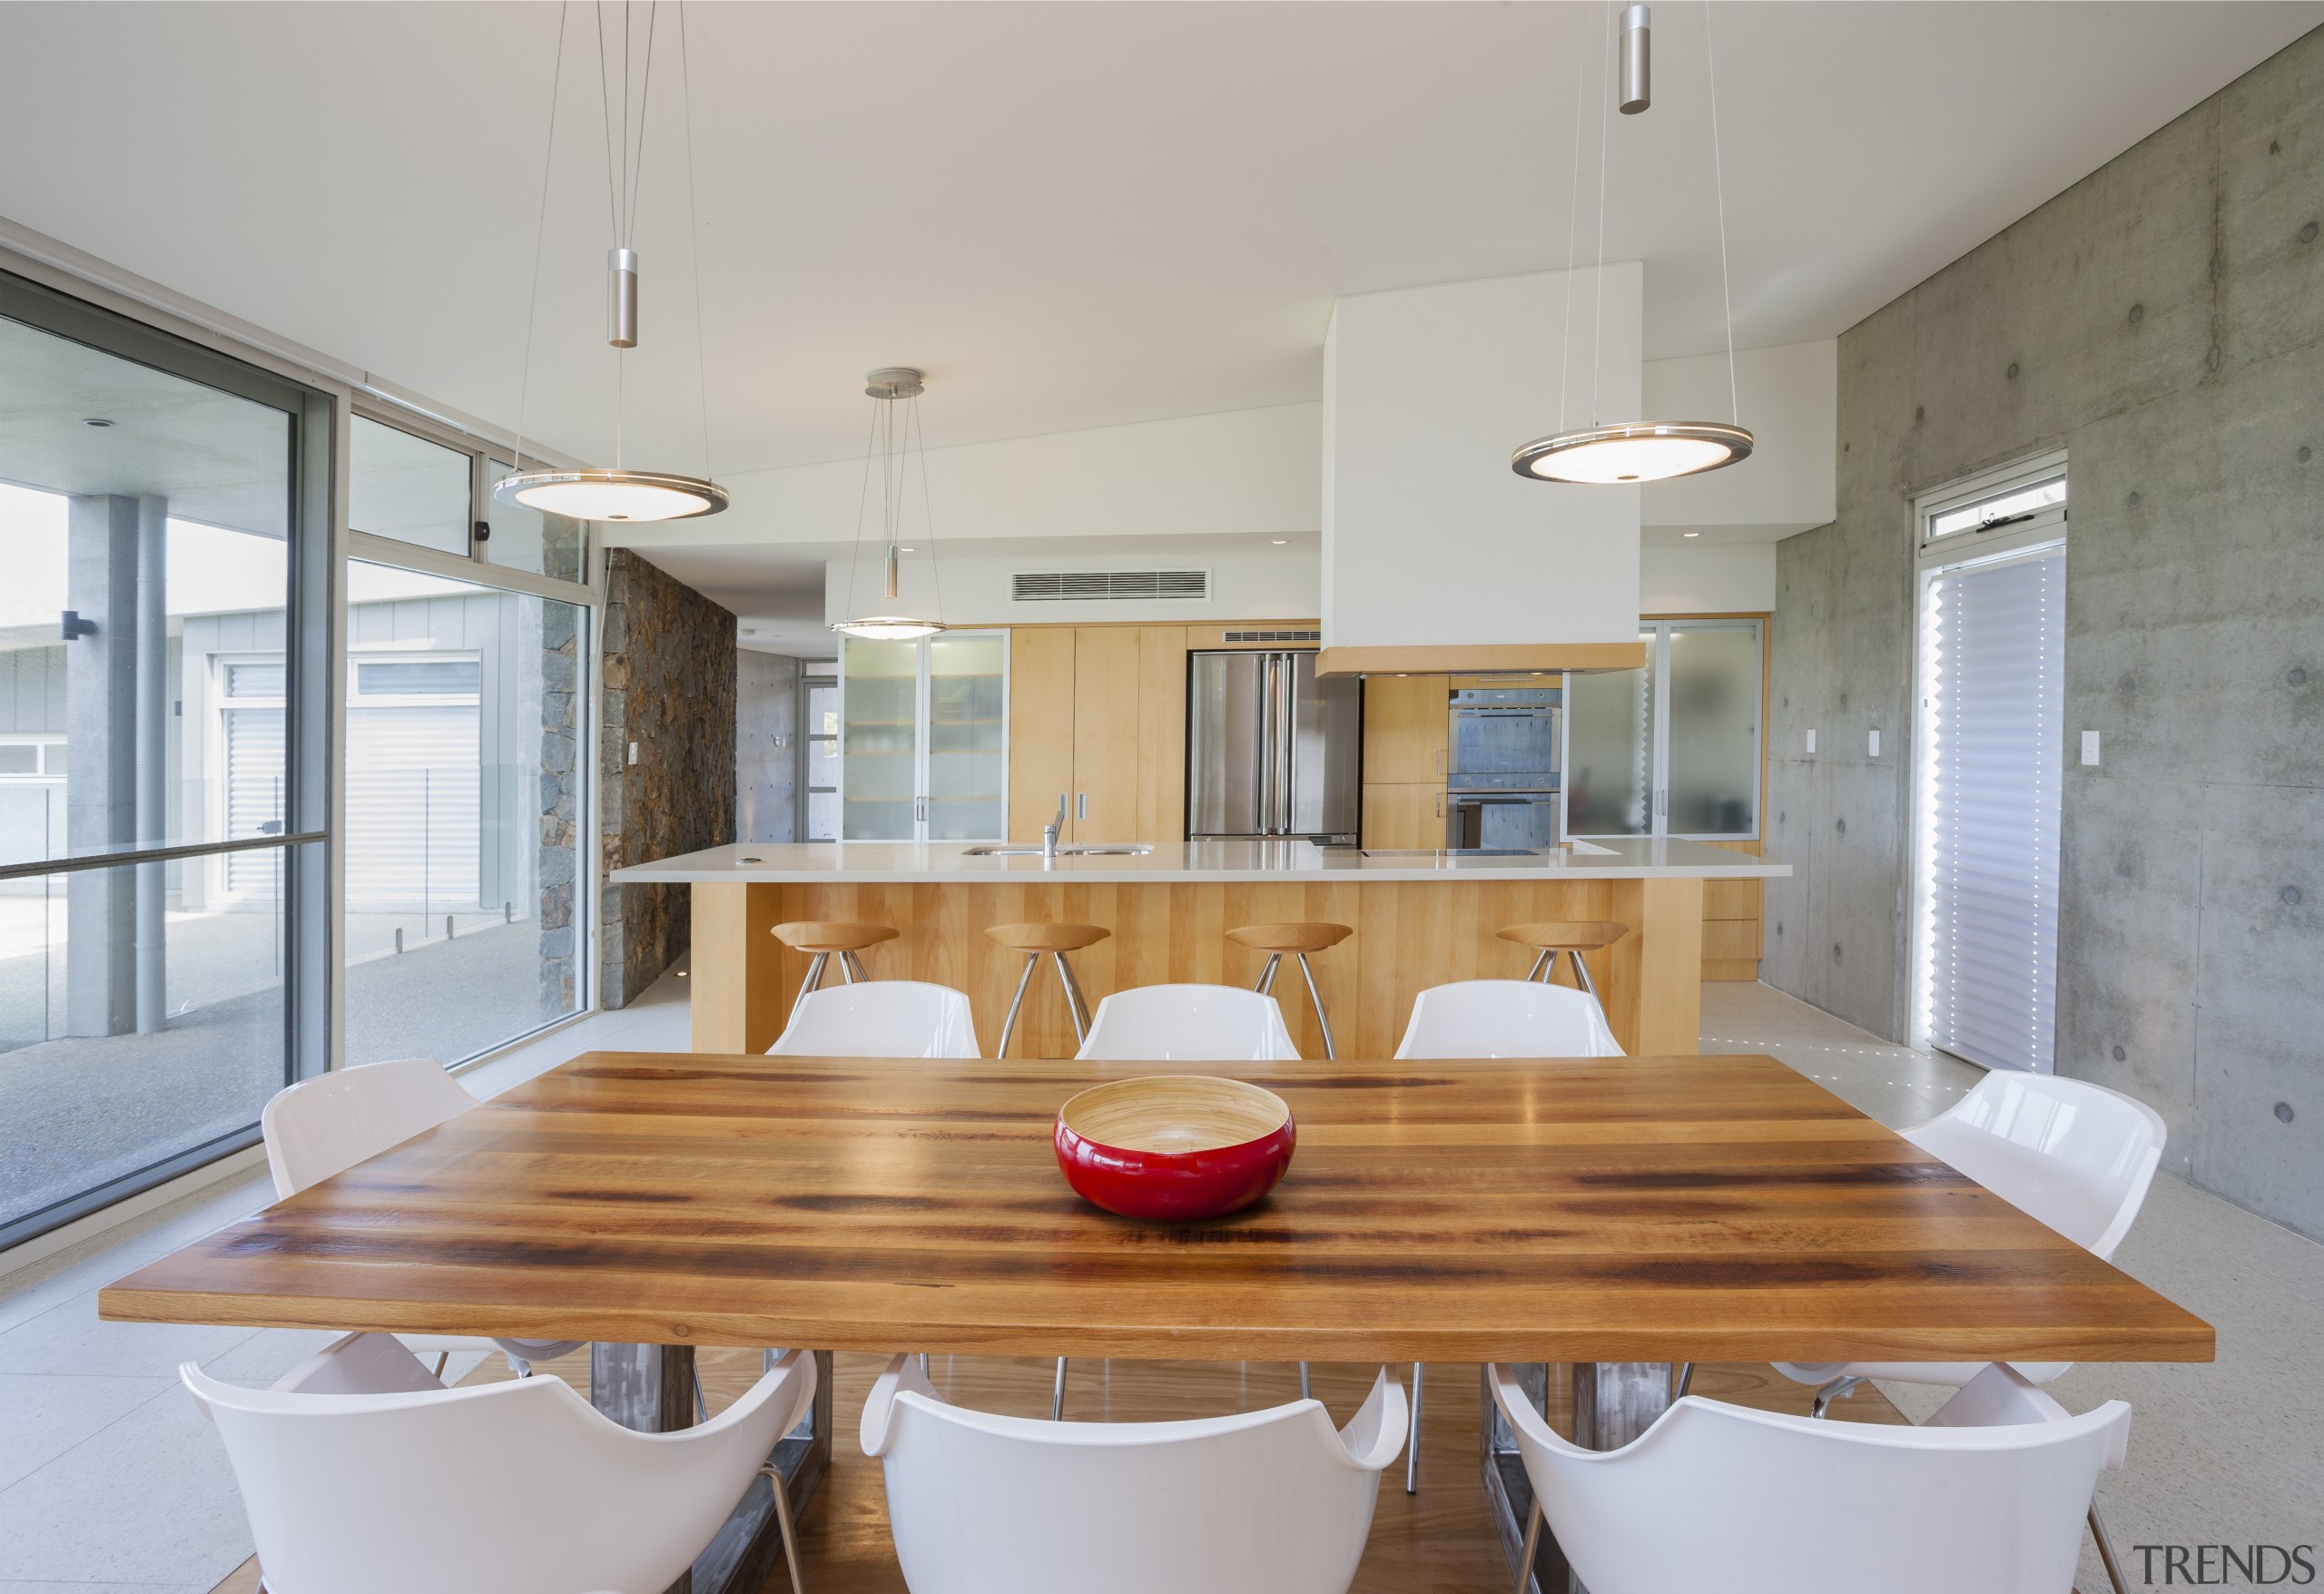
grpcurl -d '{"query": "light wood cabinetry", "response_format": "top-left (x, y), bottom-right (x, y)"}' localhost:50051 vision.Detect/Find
top-left (1700, 838), bottom-right (1766, 979)
top-left (1362, 674), bottom-right (1449, 784)
top-left (1006, 626), bottom-right (1078, 842)
top-left (1362, 783), bottom-right (1445, 851)
top-left (1006, 624), bottom-right (1189, 842)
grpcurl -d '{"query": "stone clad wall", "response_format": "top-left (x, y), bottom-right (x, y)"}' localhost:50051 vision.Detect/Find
top-left (599, 549), bottom-right (737, 1007)
top-left (537, 599), bottom-right (582, 1018)
top-left (1767, 26), bottom-right (2324, 1235)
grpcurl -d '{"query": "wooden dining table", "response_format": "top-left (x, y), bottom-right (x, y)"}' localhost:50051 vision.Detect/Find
top-left (103, 1049), bottom-right (2212, 1594)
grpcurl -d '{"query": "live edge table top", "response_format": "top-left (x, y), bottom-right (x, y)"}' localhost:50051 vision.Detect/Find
top-left (101, 1051), bottom-right (2213, 1368)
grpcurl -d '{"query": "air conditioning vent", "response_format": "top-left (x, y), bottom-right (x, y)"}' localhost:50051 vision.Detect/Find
top-left (1010, 569), bottom-right (1209, 603)
top-left (1220, 629), bottom-right (1321, 644)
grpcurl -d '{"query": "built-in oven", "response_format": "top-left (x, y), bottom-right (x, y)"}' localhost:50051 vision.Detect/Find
top-left (1446, 791), bottom-right (1562, 851)
top-left (1445, 685), bottom-right (1561, 849)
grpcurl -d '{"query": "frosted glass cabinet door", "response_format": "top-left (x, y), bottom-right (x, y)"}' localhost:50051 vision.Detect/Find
top-left (1666, 623), bottom-right (1761, 836)
top-left (926, 634), bottom-right (1007, 841)
top-left (1565, 632), bottom-right (1654, 836)
top-left (842, 638), bottom-right (919, 840)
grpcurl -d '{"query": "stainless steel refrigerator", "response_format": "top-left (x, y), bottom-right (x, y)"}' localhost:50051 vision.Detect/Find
top-left (1186, 651), bottom-right (1360, 843)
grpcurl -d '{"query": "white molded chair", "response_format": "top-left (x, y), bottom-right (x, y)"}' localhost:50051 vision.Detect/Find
top-left (1392, 979), bottom-right (1623, 1060)
top-left (261, 1061), bottom-right (583, 1378)
top-left (1389, 979), bottom-right (1622, 1491)
top-left (187, 1334), bottom-right (816, 1594)
top-left (1074, 984), bottom-right (1301, 1062)
top-left (770, 980), bottom-right (980, 1058)
top-left (861, 1354), bottom-right (1405, 1594)
top-left (1489, 1361), bottom-right (2129, 1594)
top-left (1060, 983), bottom-right (1299, 1417)
top-left (1776, 1071), bottom-right (2167, 1396)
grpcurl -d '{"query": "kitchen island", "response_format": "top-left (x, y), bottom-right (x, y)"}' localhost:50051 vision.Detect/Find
top-left (613, 838), bottom-right (1789, 1059)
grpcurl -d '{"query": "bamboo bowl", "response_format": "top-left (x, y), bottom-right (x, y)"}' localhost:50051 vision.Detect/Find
top-left (1053, 1075), bottom-right (1296, 1221)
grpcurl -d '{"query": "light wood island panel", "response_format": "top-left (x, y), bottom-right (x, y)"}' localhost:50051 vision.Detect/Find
top-left (690, 875), bottom-right (1705, 1059)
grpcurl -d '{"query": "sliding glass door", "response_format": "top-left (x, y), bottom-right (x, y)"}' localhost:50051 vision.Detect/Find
top-left (0, 270), bottom-right (331, 1248)
top-left (1566, 619), bottom-right (1762, 840)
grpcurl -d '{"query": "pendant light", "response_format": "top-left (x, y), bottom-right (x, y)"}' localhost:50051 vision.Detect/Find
top-left (832, 369), bottom-right (949, 642)
top-left (1513, 3), bottom-right (1754, 486)
top-left (495, 2), bottom-right (729, 524)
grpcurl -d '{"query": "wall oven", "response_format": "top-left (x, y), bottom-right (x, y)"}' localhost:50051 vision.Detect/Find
top-left (1445, 685), bottom-right (1561, 849)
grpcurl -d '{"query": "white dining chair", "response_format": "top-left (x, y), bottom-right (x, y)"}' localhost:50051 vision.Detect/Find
top-left (1074, 983), bottom-right (1301, 1062)
top-left (861, 1353), bottom-right (1406, 1594)
top-left (1391, 979), bottom-right (1623, 1061)
top-left (1776, 1071), bottom-right (2167, 1404)
top-left (1769, 1069), bottom-right (2167, 1594)
top-left (1058, 983), bottom-right (1301, 1416)
top-left (1488, 1360), bottom-right (2130, 1594)
top-left (187, 1334), bottom-right (817, 1594)
top-left (261, 1061), bottom-right (583, 1381)
top-left (1389, 978), bottom-right (1624, 1491)
top-left (770, 980), bottom-right (981, 1058)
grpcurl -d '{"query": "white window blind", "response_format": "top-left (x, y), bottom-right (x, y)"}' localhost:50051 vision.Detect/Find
top-left (1917, 546), bottom-right (2064, 1072)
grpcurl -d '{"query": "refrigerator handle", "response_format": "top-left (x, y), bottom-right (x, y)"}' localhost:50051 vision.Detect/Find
top-left (1257, 654), bottom-right (1276, 836)
top-left (1272, 653), bottom-right (1292, 835)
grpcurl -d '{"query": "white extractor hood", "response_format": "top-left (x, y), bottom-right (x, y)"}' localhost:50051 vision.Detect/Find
top-left (1318, 264), bottom-right (1648, 676)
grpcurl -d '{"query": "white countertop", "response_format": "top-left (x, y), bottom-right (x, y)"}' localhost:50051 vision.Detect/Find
top-left (609, 837), bottom-right (1790, 884)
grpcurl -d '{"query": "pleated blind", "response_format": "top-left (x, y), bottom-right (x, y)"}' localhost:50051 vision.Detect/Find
top-left (1922, 547), bottom-right (2064, 1072)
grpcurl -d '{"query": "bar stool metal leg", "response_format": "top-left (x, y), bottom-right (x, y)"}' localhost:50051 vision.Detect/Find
top-left (1525, 948), bottom-right (1552, 983)
top-left (788, 951), bottom-right (831, 1027)
top-left (997, 954), bottom-right (1039, 1058)
top-left (1570, 951), bottom-right (1598, 998)
top-left (1255, 953), bottom-right (1282, 994)
top-left (1295, 952), bottom-right (1336, 1060)
top-left (1052, 951), bottom-right (1092, 1043)
top-left (840, 949), bottom-right (869, 983)
top-left (1406, 1361), bottom-right (1423, 1492)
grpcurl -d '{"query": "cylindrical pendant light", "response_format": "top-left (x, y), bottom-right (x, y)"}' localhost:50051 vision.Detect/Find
top-left (606, 247), bottom-right (639, 348)
top-left (1618, 5), bottom-right (1650, 114)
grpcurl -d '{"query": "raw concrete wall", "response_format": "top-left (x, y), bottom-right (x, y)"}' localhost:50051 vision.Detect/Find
top-left (736, 649), bottom-right (800, 843)
top-left (1768, 25), bottom-right (2324, 1235)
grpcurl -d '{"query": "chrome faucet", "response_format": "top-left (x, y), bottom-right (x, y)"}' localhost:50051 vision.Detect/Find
top-left (1042, 797), bottom-right (1066, 861)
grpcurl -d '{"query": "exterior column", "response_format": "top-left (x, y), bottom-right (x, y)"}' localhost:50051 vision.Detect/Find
top-left (64, 495), bottom-right (139, 1037)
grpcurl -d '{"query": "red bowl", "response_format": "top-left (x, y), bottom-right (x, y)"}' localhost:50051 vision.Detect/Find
top-left (1054, 1075), bottom-right (1295, 1221)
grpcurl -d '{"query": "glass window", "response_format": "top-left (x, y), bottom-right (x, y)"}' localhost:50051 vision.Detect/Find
top-left (341, 562), bottom-right (586, 1066)
top-left (802, 671), bottom-right (838, 841)
top-left (1565, 630), bottom-right (1655, 837)
top-left (841, 639), bottom-right (921, 841)
top-left (0, 281), bottom-right (322, 1247)
top-left (485, 458), bottom-right (587, 582)
top-left (927, 635), bottom-right (1006, 841)
top-left (350, 415), bottom-right (471, 555)
top-left (1924, 469), bottom-right (2066, 546)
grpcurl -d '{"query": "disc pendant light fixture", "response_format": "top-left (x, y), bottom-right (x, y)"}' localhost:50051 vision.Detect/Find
top-left (1513, 3), bottom-right (1754, 486)
top-left (832, 369), bottom-right (950, 642)
top-left (495, 2), bottom-right (729, 524)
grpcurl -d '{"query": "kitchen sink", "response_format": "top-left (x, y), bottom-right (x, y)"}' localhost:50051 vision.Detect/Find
top-left (960, 843), bottom-right (1155, 857)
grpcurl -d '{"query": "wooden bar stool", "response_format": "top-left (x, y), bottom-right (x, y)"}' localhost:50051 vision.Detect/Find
top-left (985, 922), bottom-right (1111, 1057)
top-left (1225, 922), bottom-right (1353, 1060)
top-left (773, 920), bottom-right (899, 1027)
top-left (1495, 920), bottom-right (1628, 996)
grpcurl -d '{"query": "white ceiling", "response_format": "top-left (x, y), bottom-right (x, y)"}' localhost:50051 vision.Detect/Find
top-left (1, 2), bottom-right (2315, 487)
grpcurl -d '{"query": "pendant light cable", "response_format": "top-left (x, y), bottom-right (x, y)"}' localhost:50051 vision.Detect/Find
top-left (677, 0), bottom-right (712, 480)
top-left (1556, 3), bottom-right (1590, 434)
top-left (511, 1), bottom-right (570, 476)
top-left (1705, 0), bottom-right (1739, 425)
top-left (842, 395), bottom-right (880, 630)
top-left (911, 395), bottom-right (946, 623)
top-left (1590, 0), bottom-right (1613, 426)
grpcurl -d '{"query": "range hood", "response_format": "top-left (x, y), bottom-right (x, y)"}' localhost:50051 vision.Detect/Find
top-left (1317, 265), bottom-right (1649, 677)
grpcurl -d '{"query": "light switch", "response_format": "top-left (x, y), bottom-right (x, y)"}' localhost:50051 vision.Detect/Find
top-left (1805, 728), bottom-right (1817, 753)
top-left (2081, 731), bottom-right (2101, 767)
top-left (627, 741), bottom-right (639, 766)
top-left (1867, 729), bottom-right (1881, 758)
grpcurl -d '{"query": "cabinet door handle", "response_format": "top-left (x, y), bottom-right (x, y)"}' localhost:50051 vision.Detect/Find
top-left (1435, 791), bottom-right (1444, 819)
top-left (1076, 792), bottom-right (1088, 821)
top-left (1436, 747), bottom-right (1444, 777)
